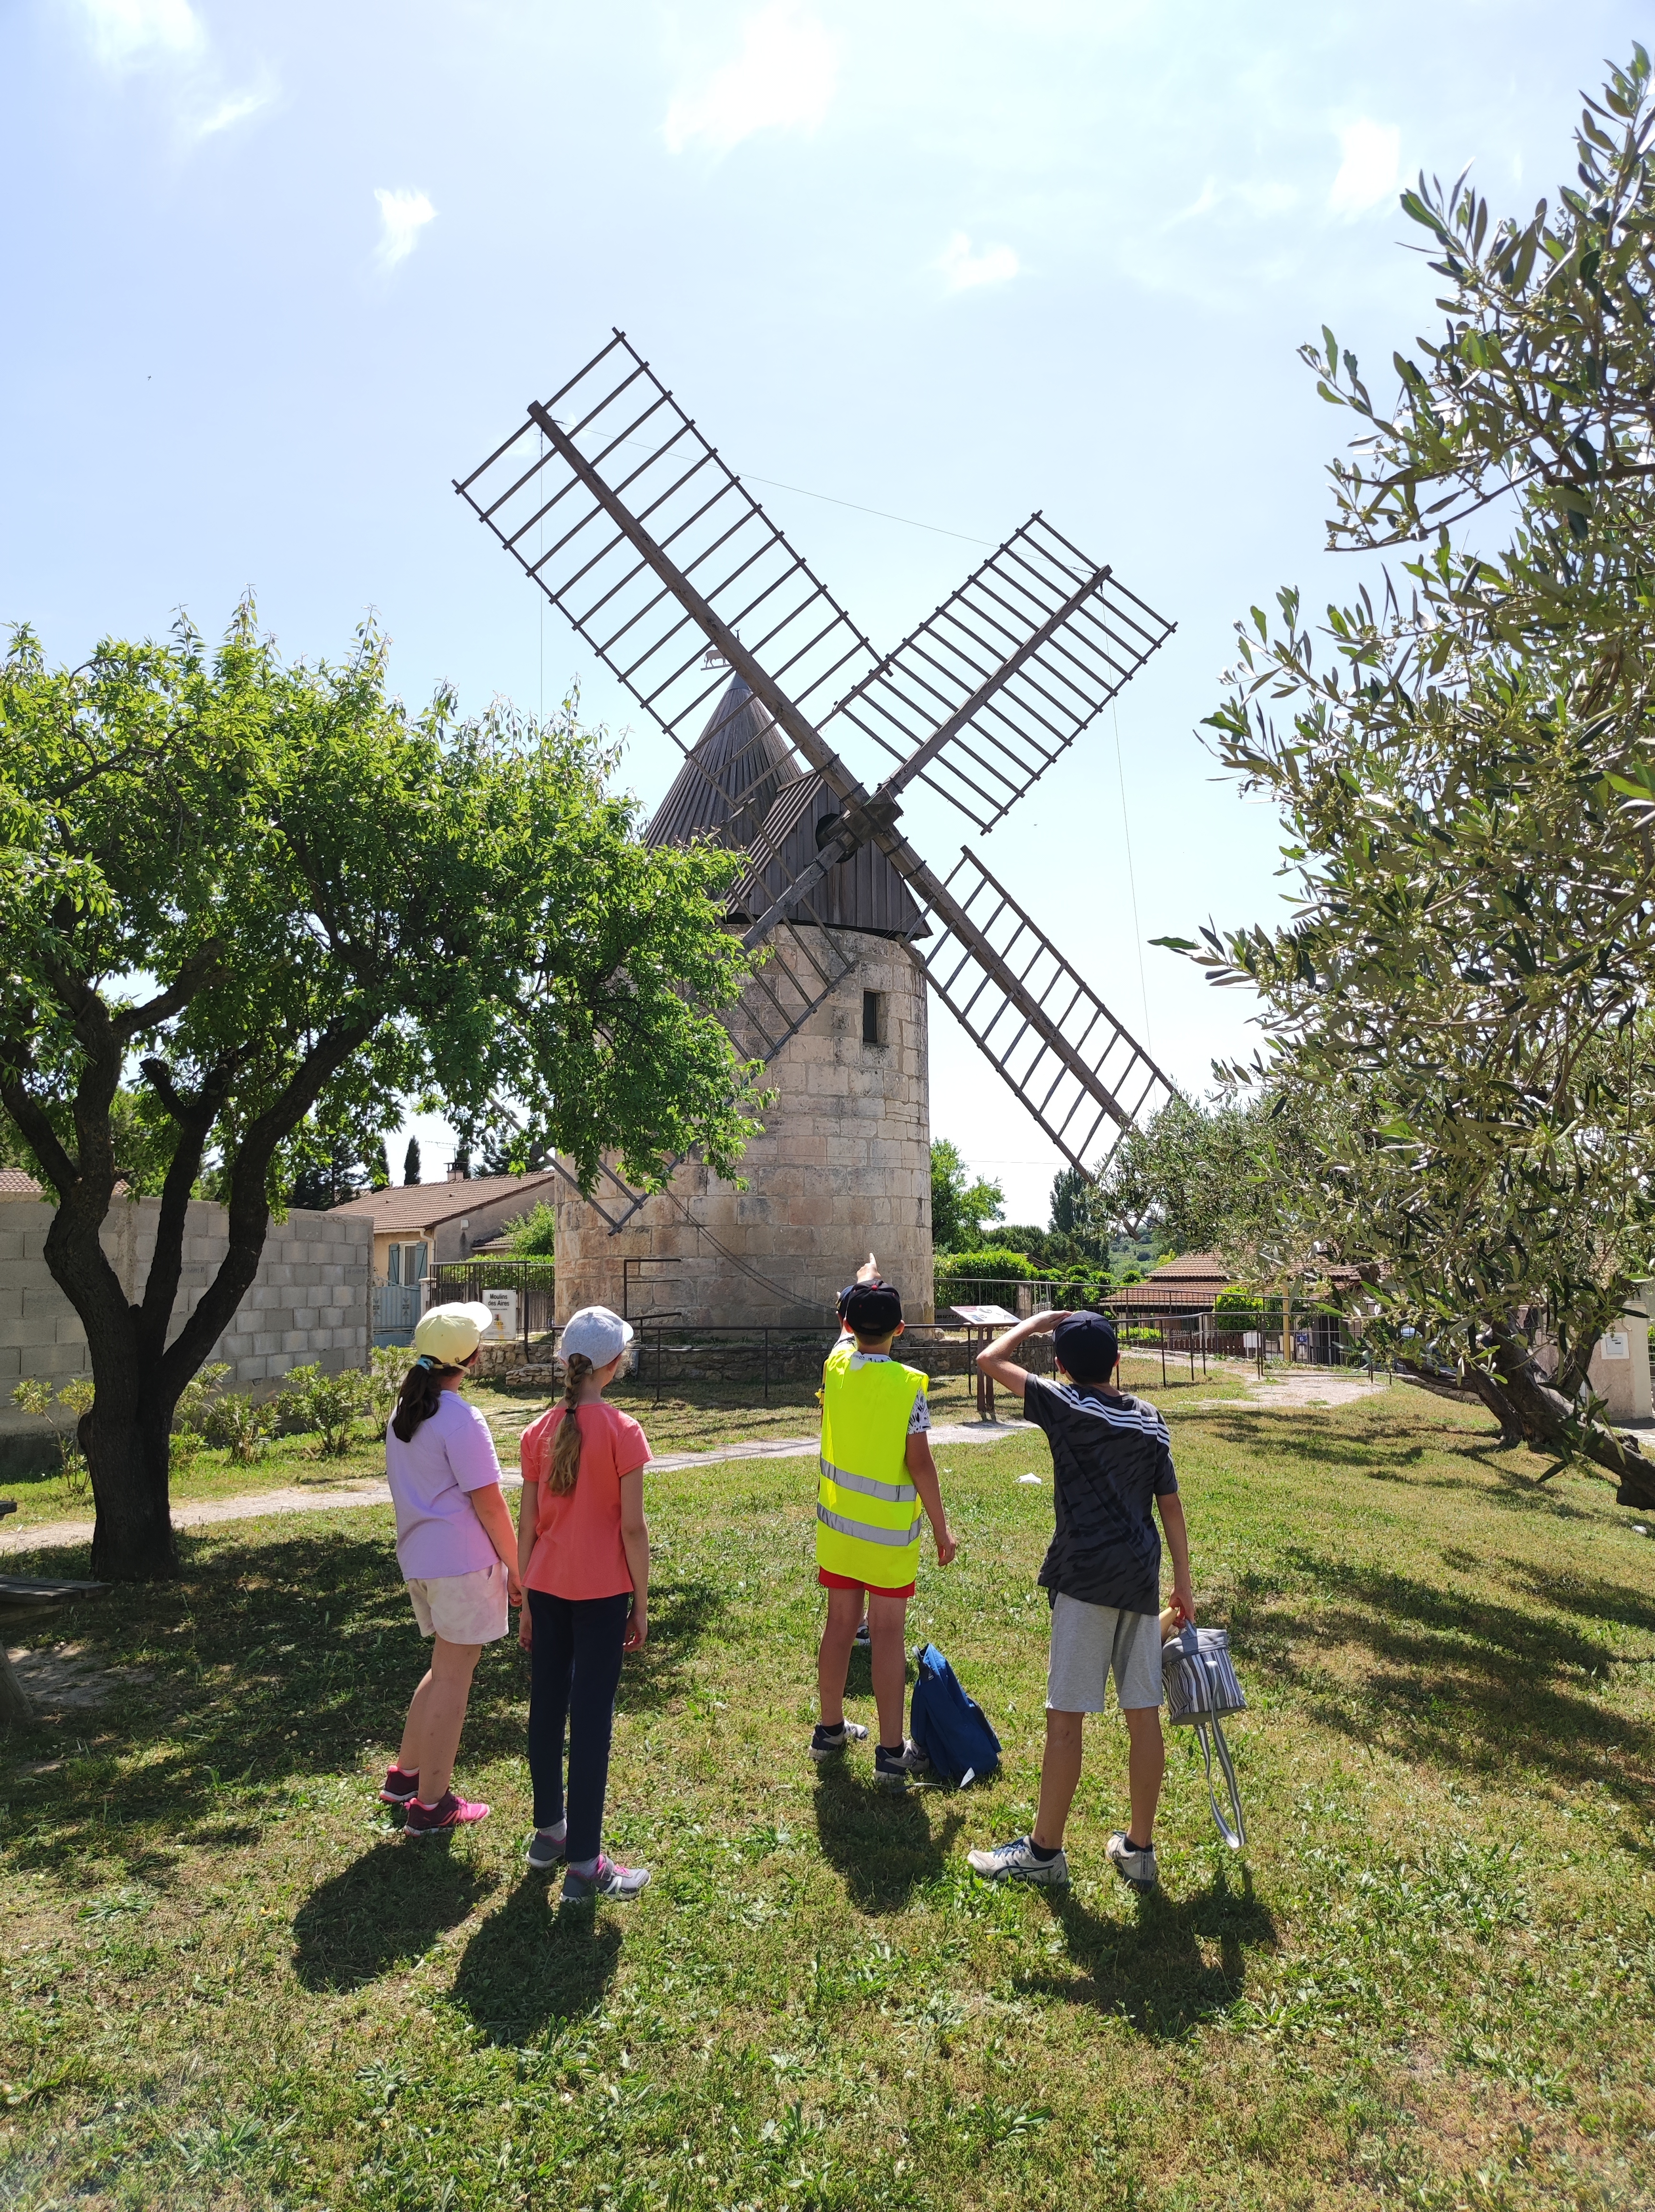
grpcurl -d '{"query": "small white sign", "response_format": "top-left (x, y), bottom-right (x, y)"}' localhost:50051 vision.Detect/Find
top-left (1599, 1330), bottom-right (1630, 1362)
top-left (1243, 1331), bottom-right (1260, 1350)
top-left (950, 1304), bottom-right (1018, 1327)
top-left (484, 1289), bottom-right (518, 1340)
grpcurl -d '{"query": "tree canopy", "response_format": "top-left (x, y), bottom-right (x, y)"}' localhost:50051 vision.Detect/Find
top-left (929, 1138), bottom-right (1005, 1252)
top-left (0, 605), bottom-right (763, 1574)
top-left (1161, 50), bottom-right (1655, 1500)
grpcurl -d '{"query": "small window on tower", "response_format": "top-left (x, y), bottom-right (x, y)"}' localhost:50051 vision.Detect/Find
top-left (862, 990), bottom-right (885, 1046)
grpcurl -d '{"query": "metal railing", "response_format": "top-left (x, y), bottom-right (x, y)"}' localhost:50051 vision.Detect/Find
top-left (429, 1260), bottom-right (557, 1342)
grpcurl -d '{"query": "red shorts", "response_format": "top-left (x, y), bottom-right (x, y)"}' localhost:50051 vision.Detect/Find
top-left (819, 1568), bottom-right (915, 1600)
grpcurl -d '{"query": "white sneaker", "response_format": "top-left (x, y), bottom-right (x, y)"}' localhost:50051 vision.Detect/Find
top-left (873, 1739), bottom-right (932, 1790)
top-left (966, 1834), bottom-right (1070, 1885)
top-left (1106, 1831), bottom-right (1158, 1888)
top-left (810, 1719), bottom-right (869, 1762)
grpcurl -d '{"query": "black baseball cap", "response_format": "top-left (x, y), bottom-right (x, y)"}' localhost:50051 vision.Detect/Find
top-left (837, 1271), bottom-right (882, 1317)
top-left (1053, 1312), bottom-right (1119, 1383)
top-left (843, 1281), bottom-right (903, 1336)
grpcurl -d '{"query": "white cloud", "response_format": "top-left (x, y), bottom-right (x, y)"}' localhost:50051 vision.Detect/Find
top-left (1328, 118), bottom-right (1400, 219)
top-left (77, 0), bottom-right (201, 65)
top-left (938, 232), bottom-right (1019, 292)
top-left (664, 3), bottom-right (836, 157)
top-left (198, 84), bottom-right (271, 136)
top-left (374, 188), bottom-right (436, 270)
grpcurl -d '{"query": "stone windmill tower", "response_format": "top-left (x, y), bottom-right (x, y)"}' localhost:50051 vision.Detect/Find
top-left (457, 334), bottom-right (1178, 1332)
top-left (551, 672), bottom-right (933, 1325)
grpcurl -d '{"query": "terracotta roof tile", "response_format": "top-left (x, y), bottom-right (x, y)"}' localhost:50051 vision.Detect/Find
top-left (326, 1171), bottom-right (561, 1233)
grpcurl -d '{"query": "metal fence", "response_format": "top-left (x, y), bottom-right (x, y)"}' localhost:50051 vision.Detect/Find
top-left (429, 1260), bottom-right (558, 1342)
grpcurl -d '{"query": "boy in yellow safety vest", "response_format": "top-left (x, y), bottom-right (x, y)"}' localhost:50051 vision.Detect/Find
top-left (811, 1279), bottom-right (956, 1789)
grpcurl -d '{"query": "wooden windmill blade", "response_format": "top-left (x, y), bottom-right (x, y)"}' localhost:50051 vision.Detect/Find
top-left (819, 514), bottom-right (1175, 836)
top-left (895, 844), bottom-right (1179, 1174)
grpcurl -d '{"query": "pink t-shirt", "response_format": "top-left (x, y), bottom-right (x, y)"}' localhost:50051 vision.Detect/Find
top-left (519, 1399), bottom-right (651, 1601)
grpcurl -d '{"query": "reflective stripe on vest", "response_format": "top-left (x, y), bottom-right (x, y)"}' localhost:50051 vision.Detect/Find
top-left (818, 1454), bottom-right (917, 1505)
top-left (817, 1347), bottom-right (927, 1586)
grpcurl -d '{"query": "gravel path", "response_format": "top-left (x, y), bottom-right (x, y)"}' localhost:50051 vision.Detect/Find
top-left (0, 1368), bottom-right (1391, 1556)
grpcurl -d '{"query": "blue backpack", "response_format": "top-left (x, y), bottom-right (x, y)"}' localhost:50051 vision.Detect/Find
top-left (909, 1642), bottom-right (1001, 1786)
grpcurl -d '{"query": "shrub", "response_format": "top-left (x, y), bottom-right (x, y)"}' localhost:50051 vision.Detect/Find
top-left (276, 1364), bottom-right (369, 1458)
top-left (365, 1346), bottom-right (407, 1434)
top-left (171, 1363), bottom-right (232, 1467)
top-left (203, 1392), bottom-right (277, 1464)
top-left (937, 1247), bottom-right (1039, 1282)
top-left (501, 1200), bottom-right (557, 1258)
top-left (10, 1376), bottom-right (95, 1502)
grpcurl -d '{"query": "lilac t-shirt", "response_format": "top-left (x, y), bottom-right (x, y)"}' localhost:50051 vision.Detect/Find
top-left (385, 1390), bottom-right (502, 1579)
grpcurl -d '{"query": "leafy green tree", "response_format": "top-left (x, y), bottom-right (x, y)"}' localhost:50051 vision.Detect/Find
top-left (501, 1200), bottom-right (557, 1257)
top-left (1166, 51), bottom-right (1655, 1501)
top-left (402, 1136), bottom-right (422, 1187)
top-left (0, 607), bottom-right (761, 1578)
top-left (929, 1138), bottom-right (1005, 1252)
top-left (368, 1139), bottom-right (391, 1191)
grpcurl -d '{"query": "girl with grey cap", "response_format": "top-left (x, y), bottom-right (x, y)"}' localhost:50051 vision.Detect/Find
top-left (516, 1304), bottom-right (653, 1901)
top-left (380, 1301), bottom-right (524, 1836)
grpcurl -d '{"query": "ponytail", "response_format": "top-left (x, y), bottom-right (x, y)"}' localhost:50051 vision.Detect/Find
top-left (391, 1355), bottom-right (459, 1442)
top-left (549, 1353), bottom-right (594, 1494)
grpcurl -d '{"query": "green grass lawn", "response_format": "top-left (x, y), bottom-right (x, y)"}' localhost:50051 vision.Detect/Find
top-left (3, 1389), bottom-right (1651, 2209)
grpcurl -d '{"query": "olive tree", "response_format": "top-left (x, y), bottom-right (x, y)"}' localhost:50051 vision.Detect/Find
top-left (1165, 50), bottom-right (1655, 1501)
top-left (0, 606), bottom-right (761, 1578)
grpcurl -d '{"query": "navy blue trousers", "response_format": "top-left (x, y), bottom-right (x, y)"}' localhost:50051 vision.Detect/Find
top-left (526, 1587), bottom-right (630, 1862)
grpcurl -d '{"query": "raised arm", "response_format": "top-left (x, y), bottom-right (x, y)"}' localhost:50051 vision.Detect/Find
top-left (975, 1310), bottom-right (1071, 1397)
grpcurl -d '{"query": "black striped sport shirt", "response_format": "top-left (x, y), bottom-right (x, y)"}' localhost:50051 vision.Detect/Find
top-left (1022, 1375), bottom-right (1178, 1615)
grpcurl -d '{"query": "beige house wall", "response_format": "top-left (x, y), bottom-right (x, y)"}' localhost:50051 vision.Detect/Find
top-left (554, 932), bottom-right (933, 1329)
top-left (1588, 1280), bottom-right (1654, 1425)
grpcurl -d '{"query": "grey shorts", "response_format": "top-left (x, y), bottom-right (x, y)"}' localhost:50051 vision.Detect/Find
top-left (1046, 1593), bottom-right (1163, 1712)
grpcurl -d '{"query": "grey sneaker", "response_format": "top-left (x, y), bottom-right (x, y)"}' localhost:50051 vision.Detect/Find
top-left (563, 1855), bottom-right (650, 1903)
top-left (810, 1719), bottom-right (869, 1762)
top-left (526, 1827), bottom-right (567, 1871)
top-left (873, 1740), bottom-right (932, 1791)
top-left (1106, 1832), bottom-right (1159, 1889)
top-left (967, 1834), bottom-right (1070, 1885)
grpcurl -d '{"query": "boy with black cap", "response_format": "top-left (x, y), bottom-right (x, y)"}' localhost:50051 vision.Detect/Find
top-left (812, 1275), bottom-right (956, 1788)
top-left (965, 1309), bottom-right (1193, 1889)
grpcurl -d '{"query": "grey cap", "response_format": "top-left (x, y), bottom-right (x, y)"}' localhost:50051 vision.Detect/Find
top-left (560, 1304), bottom-right (635, 1367)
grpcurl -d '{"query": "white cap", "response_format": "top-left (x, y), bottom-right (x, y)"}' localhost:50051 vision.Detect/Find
top-left (560, 1304), bottom-right (635, 1367)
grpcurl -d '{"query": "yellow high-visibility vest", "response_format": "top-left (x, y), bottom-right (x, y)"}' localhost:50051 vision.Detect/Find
top-left (817, 1346), bottom-right (927, 1587)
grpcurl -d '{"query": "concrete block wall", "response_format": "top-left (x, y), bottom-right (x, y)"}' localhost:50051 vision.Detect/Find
top-left (0, 1198), bottom-right (373, 1470)
top-left (554, 930), bottom-right (934, 1328)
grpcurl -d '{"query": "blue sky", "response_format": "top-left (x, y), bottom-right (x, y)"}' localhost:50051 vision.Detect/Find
top-left (4, 0), bottom-right (1645, 1220)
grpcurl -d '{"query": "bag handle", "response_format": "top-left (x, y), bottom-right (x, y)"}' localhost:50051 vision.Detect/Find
top-left (1191, 1714), bottom-right (1246, 1851)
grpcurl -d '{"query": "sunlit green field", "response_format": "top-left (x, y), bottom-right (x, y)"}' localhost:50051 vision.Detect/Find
top-left (2, 1388), bottom-right (1652, 2209)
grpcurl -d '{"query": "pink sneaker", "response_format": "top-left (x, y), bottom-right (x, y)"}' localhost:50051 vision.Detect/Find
top-left (378, 1765), bottom-right (419, 1806)
top-left (404, 1791), bottom-right (490, 1836)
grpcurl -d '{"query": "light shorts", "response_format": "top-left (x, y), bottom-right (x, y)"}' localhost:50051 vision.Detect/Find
top-left (405, 1560), bottom-right (510, 1645)
top-left (1046, 1592), bottom-right (1163, 1712)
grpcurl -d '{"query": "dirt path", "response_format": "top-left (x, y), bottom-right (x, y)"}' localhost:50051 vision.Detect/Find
top-left (0, 1368), bottom-right (1392, 1557)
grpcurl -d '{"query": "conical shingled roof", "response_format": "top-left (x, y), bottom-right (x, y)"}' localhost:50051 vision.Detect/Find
top-left (646, 674), bottom-right (801, 851)
top-left (729, 773), bottom-right (926, 941)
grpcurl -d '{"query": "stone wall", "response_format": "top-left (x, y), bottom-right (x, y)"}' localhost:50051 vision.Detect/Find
top-left (0, 1198), bottom-right (372, 1473)
top-left (554, 929), bottom-right (934, 1329)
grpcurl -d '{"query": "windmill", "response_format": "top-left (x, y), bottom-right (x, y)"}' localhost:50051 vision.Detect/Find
top-left (455, 331), bottom-right (1179, 1323)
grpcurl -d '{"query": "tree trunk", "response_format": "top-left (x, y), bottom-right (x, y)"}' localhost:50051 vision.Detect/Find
top-left (85, 1370), bottom-right (180, 1582)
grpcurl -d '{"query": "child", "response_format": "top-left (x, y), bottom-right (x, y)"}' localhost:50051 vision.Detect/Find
top-left (812, 1278), bottom-right (956, 1789)
top-left (380, 1301), bottom-right (524, 1836)
top-left (965, 1310), bottom-right (1193, 1889)
top-left (517, 1304), bottom-right (652, 1901)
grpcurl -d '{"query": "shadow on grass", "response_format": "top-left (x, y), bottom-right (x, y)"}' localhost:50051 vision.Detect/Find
top-left (1253, 1552), bottom-right (1655, 1809)
top-left (290, 1840), bottom-right (497, 1992)
top-left (1018, 1865), bottom-right (1277, 2039)
top-left (0, 1528), bottom-right (728, 1877)
top-left (448, 1874), bottom-right (622, 2043)
top-left (812, 1766), bottom-right (963, 1913)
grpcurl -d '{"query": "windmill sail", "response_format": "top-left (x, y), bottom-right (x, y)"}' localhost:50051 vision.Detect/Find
top-left (459, 336), bottom-right (1180, 1219)
top-left (821, 515), bottom-right (1175, 836)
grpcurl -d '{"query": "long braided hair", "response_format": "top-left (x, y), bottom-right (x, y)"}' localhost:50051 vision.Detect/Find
top-left (391, 1355), bottom-right (461, 1441)
top-left (549, 1353), bottom-right (594, 1494)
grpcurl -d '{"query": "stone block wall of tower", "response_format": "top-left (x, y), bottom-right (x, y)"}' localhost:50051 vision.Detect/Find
top-left (554, 929), bottom-right (933, 1329)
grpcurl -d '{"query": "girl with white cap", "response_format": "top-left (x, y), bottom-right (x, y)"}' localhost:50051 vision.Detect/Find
top-left (379, 1301), bottom-right (523, 1835)
top-left (516, 1303), bottom-right (653, 1900)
